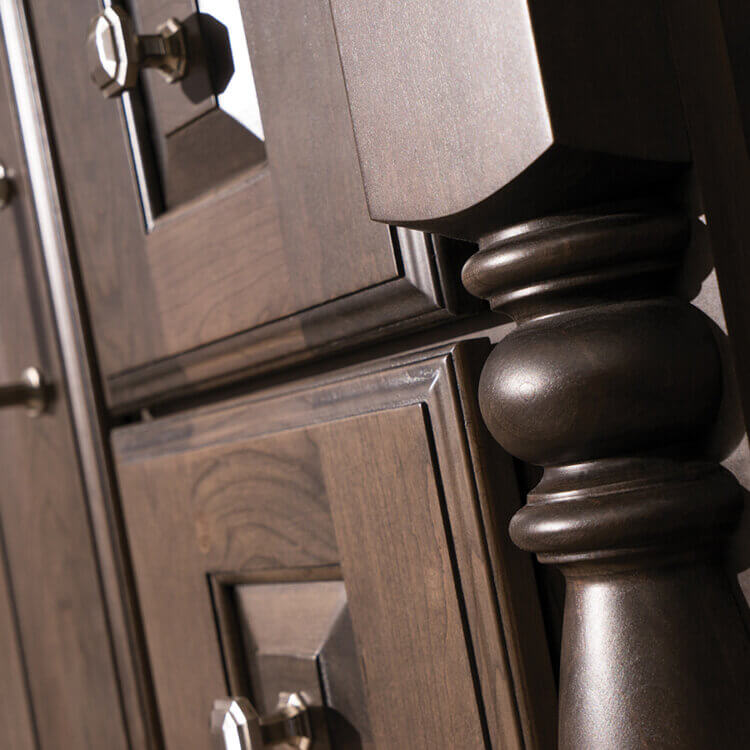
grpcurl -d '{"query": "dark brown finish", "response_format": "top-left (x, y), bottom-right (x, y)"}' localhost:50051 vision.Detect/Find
top-left (0, 34), bottom-right (130, 750)
top-left (331, 3), bottom-right (750, 747)
top-left (664, 0), bottom-right (750, 474)
top-left (0, 538), bottom-right (36, 750)
top-left (465, 212), bottom-right (750, 749)
top-left (131, 0), bottom-right (214, 138)
top-left (112, 343), bottom-right (555, 749)
top-left (317, 406), bottom-right (485, 749)
top-left (329, 0), bottom-right (687, 238)
top-left (232, 580), bottom-right (371, 748)
top-left (8, 1), bottom-right (750, 748)
top-left (1, 2), bottom-right (163, 744)
top-left (26, 0), bottom-right (460, 410)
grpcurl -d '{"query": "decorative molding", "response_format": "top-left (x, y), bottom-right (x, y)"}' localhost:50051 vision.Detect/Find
top-left (0, 1), bottom-right (160, 746)
top-left (105, 227), bottom-right (464, 412)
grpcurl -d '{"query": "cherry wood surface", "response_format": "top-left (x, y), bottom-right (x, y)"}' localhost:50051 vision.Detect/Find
top-left (112, 342), bottom-right (556, 750)
top-left (23, 0), bottom-right (460, 411)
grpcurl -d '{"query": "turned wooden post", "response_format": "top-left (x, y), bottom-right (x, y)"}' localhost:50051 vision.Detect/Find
top-left (330, 1), bottom-right (750, 747)
top-left (463, 208), bottom-right (750, 747)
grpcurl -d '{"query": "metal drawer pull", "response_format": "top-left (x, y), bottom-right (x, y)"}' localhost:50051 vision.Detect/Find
top-left (0, 367), bottom-right (49, 417)
top-left (0, 163), bottom-right (11, 209)
top-left (86, 6), bottom-right (187, 98)
top-left (211, 693), bottom-right (312, 750)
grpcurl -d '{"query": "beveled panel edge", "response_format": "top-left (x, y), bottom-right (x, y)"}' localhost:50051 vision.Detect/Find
top-left (105, 229), bottom-right (465, 414)
top-left (209, 565), bottom-right (345, 698)
top-left (111, 339), bottom-right (555, 749)
top-left (111, 342), bottom-right (460, 461)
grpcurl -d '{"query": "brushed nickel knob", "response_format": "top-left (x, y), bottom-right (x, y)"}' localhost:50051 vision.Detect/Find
top-left (86, 6), bottom-right (187, 98)
top-left (0, 367), bottom-right (50, 417)
top-left (211, 693), bottom-right (312, 750)
top-left (0, 163), bottom-right (12, 209)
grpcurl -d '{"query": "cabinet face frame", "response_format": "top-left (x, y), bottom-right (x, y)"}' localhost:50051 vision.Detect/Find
top-left (20, 0), bottom-right (465, 412)
top-left (0, 8), bottom-right (143, 747)
top-left (0, 2), bottom-right (163, 746)
top-left (112, 342), bottom-right (556, 750)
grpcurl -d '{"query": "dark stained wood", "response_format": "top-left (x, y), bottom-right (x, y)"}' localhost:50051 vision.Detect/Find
top-left (129, 0), bottom-right (266, 208)
top-left (105, 230), bottom-right (457, 411)
top-left (12, 2), bottom-right (750, 748)
top-left (163, 107), bottom-right (265, 206)
top-left (0, 539), bottom-right (36, 750)
top-left (25, 0), bottom-right (459, 410)
top-left (240, 0), bottom-right (391, 300)
top-left (112, 343), bottom-right (555, 750)
top-left (0, 32), bottom-right (130, 750)
top-left (315, 406), bottom-right (484, 749)
top-left (330, 4), bottom-right (750, 747)
top-left (115, 428), bottom-right (339, 748)
top-left (233, 580), bottom-right (373, 748)
top-left (664, 0), bottom-right (750, 484)
top-left (329, 0), bottom-right (688, 237)
top-left (1, 3), bottom-right (163, 744)
top-left (467, 213), bottom-right (750, 748)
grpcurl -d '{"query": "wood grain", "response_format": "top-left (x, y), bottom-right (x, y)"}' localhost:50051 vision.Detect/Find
top-left (25, 0), bottom-right (454, 407)
top-left (0, 540), bottom-right (36, 750)
top-left (329, 0), bottom-right (687, 235)
top-left (116, 427), bottom-right (339, 748)
top-left (0, 37), bottom-right (129, 750)
top-left (317, 406), bottom-right (486, 749)
top-left (112, 343), bottom-right (555, 749)
top-left (241, 0), bottom-right (395, 301)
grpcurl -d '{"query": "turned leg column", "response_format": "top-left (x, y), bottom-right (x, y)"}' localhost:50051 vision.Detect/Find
top-left (328, 1), bottom-right (750, 744)
top-left (463, 208), bottom-right (750, 749)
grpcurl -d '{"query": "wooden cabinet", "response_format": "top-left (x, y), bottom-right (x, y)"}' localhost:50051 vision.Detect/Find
top-left (4, 0), bottom-right (750, 748)
top-left (23, 0), bottom-right (469, 412)
top-left (111, 343), bottom-right (554, 749)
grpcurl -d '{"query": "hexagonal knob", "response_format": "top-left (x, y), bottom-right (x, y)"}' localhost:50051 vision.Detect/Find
top-left (211, 693), bottom-right (312, 750)
top-left (86, 6), bottom-right (187, 98)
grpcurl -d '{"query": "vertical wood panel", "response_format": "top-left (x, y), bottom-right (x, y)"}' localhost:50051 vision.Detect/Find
top-left (318, 406), bottom-right (487, 749)
top-left (0, 542), bottom-right (36, 750)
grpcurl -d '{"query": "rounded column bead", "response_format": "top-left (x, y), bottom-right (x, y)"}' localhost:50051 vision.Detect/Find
top-left (478, 298), bottom-right (721, 466)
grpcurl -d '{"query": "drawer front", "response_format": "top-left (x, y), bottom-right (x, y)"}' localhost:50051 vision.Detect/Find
top-left (27, 0), bottom-right (467, 409)
top-left (112, 343), bottom-right (555, 749)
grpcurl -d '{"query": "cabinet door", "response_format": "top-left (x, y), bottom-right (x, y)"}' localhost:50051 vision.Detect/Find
top-left (112, 342), bottom-right (556, 750)
top-left (25, 0), bottom-right (467, 410)
top-left (0, 33), bottom-right (130, 750)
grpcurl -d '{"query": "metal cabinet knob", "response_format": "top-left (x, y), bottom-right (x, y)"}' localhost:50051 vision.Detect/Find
top-left (0, 163), bottom-right (12, 209)
top-left (0, 367), bottom-right (49, 417)
top-left (86, 6), bottom-right (187, 98)
top-left (211, 693), bottom-right (312, 750)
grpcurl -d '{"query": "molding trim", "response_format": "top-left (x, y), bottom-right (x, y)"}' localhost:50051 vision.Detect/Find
top-left (0, 1), bottom-right (160, 746)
